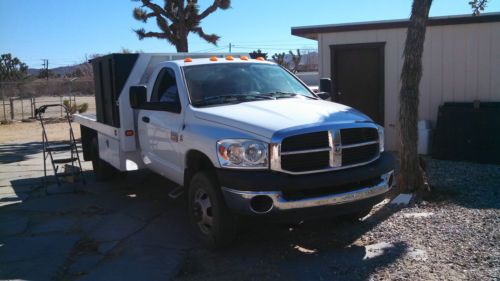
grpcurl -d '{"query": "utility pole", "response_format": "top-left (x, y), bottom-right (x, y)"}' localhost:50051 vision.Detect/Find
top-left (42, 59), bottom-right (49, 96)
top-left (229, 43), bottom-right (232, 53)
top-left (42, 59), bottom-right (49, 81)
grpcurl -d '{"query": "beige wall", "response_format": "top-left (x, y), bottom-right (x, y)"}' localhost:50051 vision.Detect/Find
top-left (318, 22), bottom-right (500, 150)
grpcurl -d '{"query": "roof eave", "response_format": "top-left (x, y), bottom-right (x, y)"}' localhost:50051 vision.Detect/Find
top-left (291, 12), bottom-right (500, 37)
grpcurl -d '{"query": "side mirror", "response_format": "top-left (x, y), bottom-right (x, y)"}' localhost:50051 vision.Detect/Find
top-left (130, 86), bottom-right (147, 109)
top-left (317, 92), bottom-right (331, 100)
top-left (319, 78), bottom-right (332, 94)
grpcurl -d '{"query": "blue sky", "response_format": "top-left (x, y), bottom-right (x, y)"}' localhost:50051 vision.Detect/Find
top-left (1, 0), bottom-right (498, 68)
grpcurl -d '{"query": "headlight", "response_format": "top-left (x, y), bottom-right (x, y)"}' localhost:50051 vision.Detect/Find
top-left (217, 139), bottom-right (268, 169)
top-left (377, 125), bottom-right (385, 152)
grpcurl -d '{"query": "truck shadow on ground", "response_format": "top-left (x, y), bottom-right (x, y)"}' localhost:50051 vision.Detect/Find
top-left (2, 169), bottom-right (405, 281)
top-left (176, 203), bottom-right (407, 281)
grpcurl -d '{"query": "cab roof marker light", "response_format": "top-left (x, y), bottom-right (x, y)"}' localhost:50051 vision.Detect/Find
top-left (255, 57), bottom-right (265, 61)
top-left (184, 57), bottom-right (193, 62)
top-left (226, 55), bottom-right (234, 61)
top-left (240, 56), bottom-right (249, 60)
top-left (210, 56), bottom-right (218, 61)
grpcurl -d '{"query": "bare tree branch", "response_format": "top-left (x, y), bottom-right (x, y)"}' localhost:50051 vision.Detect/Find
top-left (134, 28), bottom-right (170, 40)
top-left (192, 27), bottom-right (220, 44)
top-left (198, 0), bottom-right (230, 20)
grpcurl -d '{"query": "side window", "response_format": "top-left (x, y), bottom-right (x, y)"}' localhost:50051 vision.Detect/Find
top-left (151, 68), bottom-right (179, 105)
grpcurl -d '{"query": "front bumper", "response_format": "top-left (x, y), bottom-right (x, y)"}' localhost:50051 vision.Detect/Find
top-left (218, 152), bottom-right (395, 216)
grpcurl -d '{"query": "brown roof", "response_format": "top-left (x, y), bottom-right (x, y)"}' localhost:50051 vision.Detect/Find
top-left (292, 12), bottom-right (500, 40)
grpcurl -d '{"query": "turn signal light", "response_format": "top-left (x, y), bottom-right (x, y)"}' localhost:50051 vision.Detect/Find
top-left (256, 57), bottom-right (265, 61)
top-left (210, 56), bottom-right (218, 61)
top-left (125, 130), bottom-right (134, 136)
top-left (240, 56), bottom-right (248, 60)
top-left (226, 55), bottom-right (234, 61)
top-left (184, 57), bottom-right (192, 62)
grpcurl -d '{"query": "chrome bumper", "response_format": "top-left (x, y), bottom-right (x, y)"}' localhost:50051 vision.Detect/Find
top-left (222, 171), bottom-right (394, 215)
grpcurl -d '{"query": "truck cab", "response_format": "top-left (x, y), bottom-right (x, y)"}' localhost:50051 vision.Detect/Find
top-left (76, 53), bottom-right (395, 249)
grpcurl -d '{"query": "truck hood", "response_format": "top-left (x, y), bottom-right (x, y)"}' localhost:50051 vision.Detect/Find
top-left (192, 98), bottom-right (372, 139)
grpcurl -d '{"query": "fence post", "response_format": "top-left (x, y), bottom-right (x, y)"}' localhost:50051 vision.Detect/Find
top-left (30, 98), bottom-right (34, 118)
top-left (60, 96), bottom-right (63, 117)
top-left (33, 97), bottom-right (36, 117)
top-left (21, 98), bottom-right (24, 120)
top-left (9, 98), bottom-right (14, 120)
top-left (2, 95), bottom-right (6, 122)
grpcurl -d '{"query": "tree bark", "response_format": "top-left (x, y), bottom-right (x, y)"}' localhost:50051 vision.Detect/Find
top-left (398, 0), bottom-right (432, 193)
top-left (176, 37), bottom-right (189, 52)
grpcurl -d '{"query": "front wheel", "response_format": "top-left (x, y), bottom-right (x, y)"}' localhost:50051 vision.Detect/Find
top-left (188, 171), bottom-right (236, 249)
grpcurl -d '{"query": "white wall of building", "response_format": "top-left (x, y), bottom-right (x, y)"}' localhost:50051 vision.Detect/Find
top-left (318, 22), bottom-right (500, 150)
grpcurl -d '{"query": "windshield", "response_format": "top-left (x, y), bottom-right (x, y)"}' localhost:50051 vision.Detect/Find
top-left (183, 63), bottom-right (316, 107)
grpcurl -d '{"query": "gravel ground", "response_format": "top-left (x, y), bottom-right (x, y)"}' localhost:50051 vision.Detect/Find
top-left (175, 159), bottom-right (500, 281)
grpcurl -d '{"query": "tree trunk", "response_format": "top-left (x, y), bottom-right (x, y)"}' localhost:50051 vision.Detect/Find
top-left (176, 37), bottom-right (189, 52)
top-left (398, 0), bottom-right (432, 193)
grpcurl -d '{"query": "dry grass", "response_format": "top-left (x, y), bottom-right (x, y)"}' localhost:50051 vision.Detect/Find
top-left (0, 120), bottom-right (80, 143)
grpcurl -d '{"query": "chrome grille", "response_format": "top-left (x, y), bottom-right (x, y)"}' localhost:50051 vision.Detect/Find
top-left (275, 126), bottom-right (380, 174)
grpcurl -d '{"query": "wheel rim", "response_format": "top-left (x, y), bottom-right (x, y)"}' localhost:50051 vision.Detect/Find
top-left (193, 188), bottom-right (214, 235)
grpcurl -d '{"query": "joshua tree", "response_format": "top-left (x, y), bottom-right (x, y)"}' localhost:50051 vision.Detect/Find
top-left (398, 0), bottom-right (488, 194)
top-left (249, 49), bottom-right (268, 60)
top-left (132, 0), bottom-right (231, 52)
top-left (0, 53), bottom-right (28, 82)
top-left (289, 49), bottom-right (302, 73)
top-left (272, 52), bottom-right (288, 68)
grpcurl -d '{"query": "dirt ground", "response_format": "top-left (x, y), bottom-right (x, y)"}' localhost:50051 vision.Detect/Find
top-left (0, 120), bottom-right (80, 143)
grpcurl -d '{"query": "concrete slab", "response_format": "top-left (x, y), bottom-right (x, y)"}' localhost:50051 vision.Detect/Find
top-left (390, 193), bottom-right (414, 205)
top-left (126, 211), bottom-right (197, 250)
top-left (69, 254), bottom-right (103, 276)
top-left (77, 245), bottom-right (185, 281)
top-left (0, 214), bottom-right (29, 237)
top-left (88, 213), bottom-right (146, 243)
top-left (0, 234), bottom-right (80, 280)
top-left (98, 241), bottom-right (119, 255)
top-left (29, 217), bottom-right (77, 234)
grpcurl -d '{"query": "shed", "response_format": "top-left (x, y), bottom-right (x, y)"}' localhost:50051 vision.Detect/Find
top-left (292, 13), bottom-right (500, 151)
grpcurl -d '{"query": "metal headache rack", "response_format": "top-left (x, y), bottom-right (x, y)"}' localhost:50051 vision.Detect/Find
top-left (35, 104), bottom-right (85, 187)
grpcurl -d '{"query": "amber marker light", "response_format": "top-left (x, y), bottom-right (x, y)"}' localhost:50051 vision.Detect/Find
top-left (240, 56), bottom-right (249, 60)
top-left (184, 57), bottom-right (193, 62)
top-left (125, 130), bottom-right (134, 136)
top-left (210, 56), bottom-right (218, 61)
top-left (226, 55), bottom-right (234, 61)
top-left (256, 57), bottom-right (265, 61)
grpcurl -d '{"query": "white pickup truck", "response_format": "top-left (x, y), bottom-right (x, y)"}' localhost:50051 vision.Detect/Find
top-left (75, 53), bottom-right (395, 248)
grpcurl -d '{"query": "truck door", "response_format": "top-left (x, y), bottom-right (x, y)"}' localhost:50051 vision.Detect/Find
top-left (137, 67), bottom-right (184, 183)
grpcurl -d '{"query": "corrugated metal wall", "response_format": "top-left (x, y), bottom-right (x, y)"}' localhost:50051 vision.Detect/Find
top-left (318, 22), bottom-right (500, 150)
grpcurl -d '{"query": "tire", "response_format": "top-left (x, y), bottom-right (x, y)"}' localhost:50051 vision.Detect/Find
top-left (188, 171), bottom-right (236, 249)
top-left (341, 207), bottom-right (372, 222)
top-left (90, 138), bottom-right (116, 181)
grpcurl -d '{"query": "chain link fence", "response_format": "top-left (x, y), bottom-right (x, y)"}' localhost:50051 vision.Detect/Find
top-left (0, 80), bottom-right (96, 122)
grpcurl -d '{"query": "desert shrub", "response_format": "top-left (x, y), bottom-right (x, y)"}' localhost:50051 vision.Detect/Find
top-left (77, 103), bottom-right (88, 113)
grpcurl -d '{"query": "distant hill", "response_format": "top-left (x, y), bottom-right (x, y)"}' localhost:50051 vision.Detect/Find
top-left (28, 64), bottom-right (82, 77)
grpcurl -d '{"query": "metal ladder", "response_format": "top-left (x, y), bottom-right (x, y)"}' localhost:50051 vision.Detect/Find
top-left (35, 104), bottom-right (85, 187)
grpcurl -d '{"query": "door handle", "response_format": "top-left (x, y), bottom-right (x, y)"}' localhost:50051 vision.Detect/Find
top-left (142, 116), bottom-right (150, 123)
